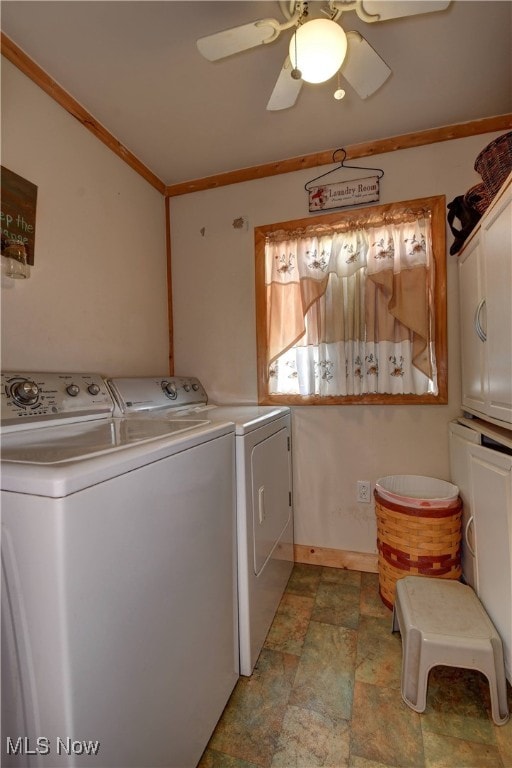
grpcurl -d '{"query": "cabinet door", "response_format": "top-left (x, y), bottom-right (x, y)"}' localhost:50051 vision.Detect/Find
top-left (481, 186), bottom-right (512, 424)
top-left (458, 234), bottom-right (486, 414)
top-left (469, 443), bottom-right (512, 683)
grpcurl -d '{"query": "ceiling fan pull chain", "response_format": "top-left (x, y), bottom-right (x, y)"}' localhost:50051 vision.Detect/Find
top-left (334, 71), bottom-right (346, 100)
top-left (291, 25), bottom-right (302, 80)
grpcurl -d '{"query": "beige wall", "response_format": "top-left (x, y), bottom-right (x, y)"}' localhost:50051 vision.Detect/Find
top-left (1, 59), bottom-right (169, 376)
top-left (169, 131), bottom-right (503, 555)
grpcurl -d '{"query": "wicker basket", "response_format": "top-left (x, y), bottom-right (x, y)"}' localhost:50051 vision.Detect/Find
top-left (375, 490), bottom-right (462, 610)
top-left (474, 131), bottom-right (512, 202)
top-left (464, 182), bottom-right (491, 216)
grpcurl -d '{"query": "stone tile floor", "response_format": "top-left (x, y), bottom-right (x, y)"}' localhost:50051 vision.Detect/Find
top-left (198, 564), bottom-right (512, 768)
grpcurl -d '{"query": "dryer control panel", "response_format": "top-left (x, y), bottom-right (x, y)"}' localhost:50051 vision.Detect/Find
top-left (107, 376), bottom-right (207, 415)
top-left (1, 372), bottom-right (113, 429)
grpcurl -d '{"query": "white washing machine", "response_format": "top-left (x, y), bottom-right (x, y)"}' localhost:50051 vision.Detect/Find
top-left (1, 372), bottom-right (238, 768)
top-left (107, 377), bottom-right (294, 676)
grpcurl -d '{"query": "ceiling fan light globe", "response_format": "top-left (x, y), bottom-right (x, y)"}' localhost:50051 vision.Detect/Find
top-left (289, 19), bottom-right (347, 84)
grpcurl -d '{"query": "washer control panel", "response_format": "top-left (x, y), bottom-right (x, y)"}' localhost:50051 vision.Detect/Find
top-left (107, 376), bottom-right (207, 414)
top-left (1, 372), bottom-right (113, 428)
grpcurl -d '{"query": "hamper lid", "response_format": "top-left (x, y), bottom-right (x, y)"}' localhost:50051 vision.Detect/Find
top-left (375, 475), bottom-right (459, 508)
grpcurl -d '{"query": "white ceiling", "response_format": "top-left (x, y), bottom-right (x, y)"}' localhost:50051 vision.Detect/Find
top-left (1, 0), bottom-right (511, 186)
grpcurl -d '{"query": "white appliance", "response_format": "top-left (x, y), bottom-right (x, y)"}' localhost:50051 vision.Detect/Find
top-left (107, 376), bottom-right (294, 676)
top-left (1, 372), bottom-right (238, 768)
top-left (449, 417), bottom-right (512, 684)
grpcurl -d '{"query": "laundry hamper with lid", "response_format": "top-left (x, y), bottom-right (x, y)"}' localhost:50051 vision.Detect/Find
top-left (375, 475), bottom-right (462, 609)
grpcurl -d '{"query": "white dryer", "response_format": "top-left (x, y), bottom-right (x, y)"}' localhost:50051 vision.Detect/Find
top-left (1, 372), bottom-right (238, 768)
top-left (107, 377), bottom-right (294, 676)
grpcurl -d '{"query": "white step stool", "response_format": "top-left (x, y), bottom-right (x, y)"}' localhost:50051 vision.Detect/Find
top-left (392, 576), bottom-right (509, 726)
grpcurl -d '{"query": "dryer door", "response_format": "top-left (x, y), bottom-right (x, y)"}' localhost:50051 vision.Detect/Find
top-left (251, 426), bottom-right (291, 576)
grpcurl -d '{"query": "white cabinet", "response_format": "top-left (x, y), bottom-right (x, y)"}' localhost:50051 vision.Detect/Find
top-left (449, 419), bottom-right (512, 684)
top-left (458, 174), bottom-right (512, 427)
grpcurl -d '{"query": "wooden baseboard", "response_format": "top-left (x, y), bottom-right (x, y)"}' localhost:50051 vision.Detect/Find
top-left (294, 544), bottom-right (378, 573)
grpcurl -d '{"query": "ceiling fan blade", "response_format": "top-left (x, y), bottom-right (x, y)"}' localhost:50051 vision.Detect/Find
top-left (341, 31), bottom-right (391, 99)
top-left (197, 20), bottom-right (278, 61)
top-left (267, 57), bottom-right (303, 111)
top-left (360, 1), bottom-right (450, 22)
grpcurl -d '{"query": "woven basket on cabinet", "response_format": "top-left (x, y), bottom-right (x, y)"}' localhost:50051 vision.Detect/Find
top-left (474, 131), bottom-right (512, 202)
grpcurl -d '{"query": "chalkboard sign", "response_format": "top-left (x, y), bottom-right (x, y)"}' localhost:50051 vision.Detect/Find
top-left (1, 166), bottom-right (38, 265)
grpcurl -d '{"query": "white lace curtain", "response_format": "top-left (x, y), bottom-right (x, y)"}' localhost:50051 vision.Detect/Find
top-left (265, 210), bottom-right (437, 397)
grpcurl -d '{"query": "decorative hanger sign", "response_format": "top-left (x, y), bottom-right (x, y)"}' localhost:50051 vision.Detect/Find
top-left (305, 149), bottom-right (384, 213)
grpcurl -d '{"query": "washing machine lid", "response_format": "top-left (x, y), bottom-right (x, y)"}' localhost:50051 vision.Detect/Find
top-left (0, 417), bottom-right (234, 497)
top-left (0, 417), bottom-right (211, 464)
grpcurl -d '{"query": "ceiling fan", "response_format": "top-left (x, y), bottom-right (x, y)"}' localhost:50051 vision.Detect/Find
top-left (197, 1), bottom-right (451, 110)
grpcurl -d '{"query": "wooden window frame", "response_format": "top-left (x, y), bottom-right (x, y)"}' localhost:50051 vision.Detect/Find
top-left (255, 195), bottom-right (447, 406)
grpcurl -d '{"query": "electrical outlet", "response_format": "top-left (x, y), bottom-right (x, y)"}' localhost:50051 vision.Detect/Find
top-left (357, 480), bottom-right (371, 503)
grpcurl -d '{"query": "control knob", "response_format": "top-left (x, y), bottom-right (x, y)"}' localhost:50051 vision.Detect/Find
top-left (88, 383), bottom-right (101, 396)
top-left (12, 380), bottom-right (40, 406)
top-left (183, 383), bottom-right (191, 392)
top-left (162, 381), bottom-right (178, 400)
top-left (66, 384), bottom-right (80, 397)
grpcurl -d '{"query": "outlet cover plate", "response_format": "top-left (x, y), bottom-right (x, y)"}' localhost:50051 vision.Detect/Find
top-left (357, 480), bottom-right (371, 503)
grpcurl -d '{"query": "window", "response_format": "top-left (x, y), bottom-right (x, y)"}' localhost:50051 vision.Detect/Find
top-left (255, 196), bottom-right (447, 405)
